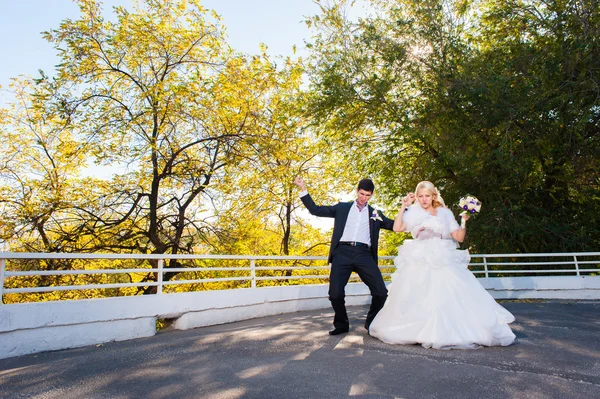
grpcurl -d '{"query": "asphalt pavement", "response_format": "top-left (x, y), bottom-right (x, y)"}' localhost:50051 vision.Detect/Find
top-left (1, 300), bottom-right (599, 399)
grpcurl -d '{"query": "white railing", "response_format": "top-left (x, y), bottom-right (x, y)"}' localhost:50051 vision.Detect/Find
top-left (1, 252), bottom-right (599, 303)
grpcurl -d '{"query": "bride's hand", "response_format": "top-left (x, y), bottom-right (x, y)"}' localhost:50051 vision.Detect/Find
top-left (460, 213), bottom-right (470, 229)
top-left (401, 193), bottom-right (415, 206)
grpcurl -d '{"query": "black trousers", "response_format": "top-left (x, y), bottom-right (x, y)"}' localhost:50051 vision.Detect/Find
top-left (329, 244), bottom-right (388, 329)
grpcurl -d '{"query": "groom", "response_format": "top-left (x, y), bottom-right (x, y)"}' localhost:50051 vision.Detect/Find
top-left (294, 176), bottom-right (395, 335)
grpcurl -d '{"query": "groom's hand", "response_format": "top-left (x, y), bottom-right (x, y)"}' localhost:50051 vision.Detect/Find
top-left (294, 176), bottom-right (306, 191)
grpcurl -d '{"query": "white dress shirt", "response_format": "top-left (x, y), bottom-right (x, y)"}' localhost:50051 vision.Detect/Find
top-left (339, 202), bottom-right (371, 246)
top-left (299, 191), bottom-right (371, 246)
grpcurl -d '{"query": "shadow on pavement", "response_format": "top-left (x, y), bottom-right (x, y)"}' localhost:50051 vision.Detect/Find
top-left (1, 301), bottom-right (599, 399)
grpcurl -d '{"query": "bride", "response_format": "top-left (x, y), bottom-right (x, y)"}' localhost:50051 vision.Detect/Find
top-left (368, 181), bottom-right (516, 349)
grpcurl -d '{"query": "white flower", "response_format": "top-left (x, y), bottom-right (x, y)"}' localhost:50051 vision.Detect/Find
top-left (459, 195), bottom-right (482, 216)
top-left (371, 209), bottom-right (383, 221)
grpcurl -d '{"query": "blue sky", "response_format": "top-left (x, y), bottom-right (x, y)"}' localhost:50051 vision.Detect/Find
top-left (0, 0), bottom-right (327, 96)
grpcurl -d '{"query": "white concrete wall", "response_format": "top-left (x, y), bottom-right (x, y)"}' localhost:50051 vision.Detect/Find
top-left (0, 284), bottom-right (368, 360)
top-left (1, 276), bottom-right (599, 360)
top-left (481, 275), bottom-right (600, 299)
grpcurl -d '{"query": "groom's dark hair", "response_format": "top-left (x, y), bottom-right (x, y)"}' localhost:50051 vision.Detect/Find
top-left (357, 178), bottom-right (375, 193)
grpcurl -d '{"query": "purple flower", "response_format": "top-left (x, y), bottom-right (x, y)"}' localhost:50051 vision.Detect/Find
top-left (470, 209), bottom-right (476, 214)
top-left (463, 205), bottom-right (468, 210)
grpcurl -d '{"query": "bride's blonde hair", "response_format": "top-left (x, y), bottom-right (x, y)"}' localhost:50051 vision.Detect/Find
top-left (415, 181), bottom-right (445, 208)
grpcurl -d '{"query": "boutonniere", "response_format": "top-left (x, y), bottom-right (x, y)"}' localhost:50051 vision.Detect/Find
top-left (371, 209), bottom-right (383, 222)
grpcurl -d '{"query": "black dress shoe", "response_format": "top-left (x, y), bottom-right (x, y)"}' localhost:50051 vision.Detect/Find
top-left (329, 327), bottom-right (349, 336)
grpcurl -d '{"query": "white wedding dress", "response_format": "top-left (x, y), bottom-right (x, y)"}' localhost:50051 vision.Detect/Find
top-left (369, 206), bottom-right (516, 349)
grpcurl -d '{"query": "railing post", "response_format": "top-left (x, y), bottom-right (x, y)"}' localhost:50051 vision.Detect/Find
top-left (250, 259), bottom-right (256, 288)
top-left (483, 256), bottom-right (489, 278)
top-left (0, 257), bottom-right (5, 304)
top-left (157, 259), bottom-right (164, 294)
top-left (573, 255), bottom-right (580, 277)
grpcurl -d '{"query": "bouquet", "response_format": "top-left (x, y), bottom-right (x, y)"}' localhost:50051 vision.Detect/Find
top-left (458, 195), bottom-right (482, 217)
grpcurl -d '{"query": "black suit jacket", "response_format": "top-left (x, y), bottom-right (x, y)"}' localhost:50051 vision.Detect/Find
top-left (300, 193), bottom-right (395, 264)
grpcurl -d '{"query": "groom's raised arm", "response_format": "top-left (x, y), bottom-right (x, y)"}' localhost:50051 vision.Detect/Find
top-left (294, 176), bottom-right (337, 218)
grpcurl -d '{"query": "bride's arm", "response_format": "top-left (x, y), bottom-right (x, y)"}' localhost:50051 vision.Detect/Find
top-left (393, 193), bottom-right (415, 232)
top-left (392, 209), bottom-right (407, 232)
top-left (450, 213), bottom-right (470, 242)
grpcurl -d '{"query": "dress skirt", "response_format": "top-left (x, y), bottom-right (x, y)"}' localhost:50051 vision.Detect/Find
top-left (369, 238), bottom-right (516, 349)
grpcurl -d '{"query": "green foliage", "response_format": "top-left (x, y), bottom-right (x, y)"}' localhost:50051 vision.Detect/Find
top-left (306, 0), bottom-right (600, 253)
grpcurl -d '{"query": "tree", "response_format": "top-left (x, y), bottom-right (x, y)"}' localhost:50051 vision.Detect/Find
top-left (0, 0), bottom-right (302, 296)
top-left (36, 0), bottom-right (283, 257)
top-left (306, 0), bottom-right (600, 253)
top-left (215, 57), bottom-right (351, 258)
